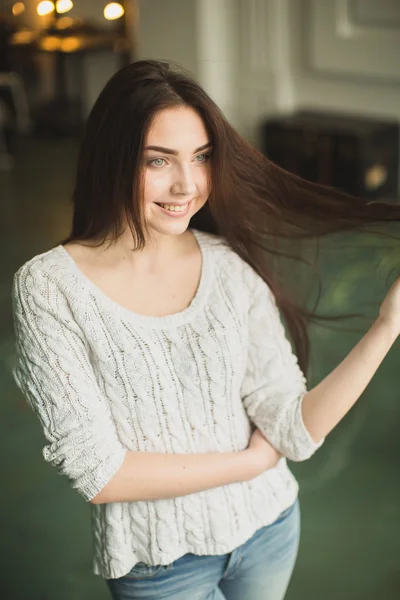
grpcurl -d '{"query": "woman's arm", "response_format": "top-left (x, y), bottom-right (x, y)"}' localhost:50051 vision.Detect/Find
top-left (241, 268), bottom-right (399, 463)
top-left (13, 266), bottom-right (128, 502)
top-left (302, 315), bottom-right (398, 443)
top-left (241, 270), bottom-right (324, 462)
top-left (91, 431), bottom-right (280, 504)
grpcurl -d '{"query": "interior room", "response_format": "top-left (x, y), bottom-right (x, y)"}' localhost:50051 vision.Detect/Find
top-left (1, 1), bottom-right (399, 599)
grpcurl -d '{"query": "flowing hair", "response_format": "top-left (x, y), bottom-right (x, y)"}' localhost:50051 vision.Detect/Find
top-left (60, 59), bottom-right (400, 374)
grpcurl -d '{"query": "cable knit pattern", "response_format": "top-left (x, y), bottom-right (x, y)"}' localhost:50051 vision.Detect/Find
top-left (12, 228), bottom-right (323, 579)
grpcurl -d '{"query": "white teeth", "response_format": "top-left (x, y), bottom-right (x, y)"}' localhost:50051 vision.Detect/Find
top-left (159, 203), bottom-right (188, 212)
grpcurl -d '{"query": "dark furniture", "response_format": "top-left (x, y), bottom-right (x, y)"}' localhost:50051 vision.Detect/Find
top-left (262, 111), bottom-right (399, 200)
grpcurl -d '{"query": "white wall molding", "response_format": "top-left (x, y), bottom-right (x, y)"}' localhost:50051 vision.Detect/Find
top-left (309, 0), bottom-right (400, 82)
top-left (239, 0), bottom-right (271, 74)
top-left (136, 0), bottom-right (400, 142)
top-left (236, 0), bottom-right (292, 144)
top-left (195, 0), bottom-right (239, 126)
top-left (286, 0), bottom-right (400, 120)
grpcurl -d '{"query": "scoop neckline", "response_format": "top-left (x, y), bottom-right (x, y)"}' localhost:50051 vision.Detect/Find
top-left (56, 228), bottom-right (212, 329)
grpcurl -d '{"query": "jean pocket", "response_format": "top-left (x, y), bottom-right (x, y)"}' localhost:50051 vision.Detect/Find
top-left (125, 562), bottom-right (166, 580)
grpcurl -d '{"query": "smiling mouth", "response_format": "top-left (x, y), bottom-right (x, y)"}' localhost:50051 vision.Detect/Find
top-left (155, 200), bottom-right (192, 212)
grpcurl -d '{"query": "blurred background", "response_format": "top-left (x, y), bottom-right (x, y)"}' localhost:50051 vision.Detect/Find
top-left (1, 1), bottom-right (399, 598)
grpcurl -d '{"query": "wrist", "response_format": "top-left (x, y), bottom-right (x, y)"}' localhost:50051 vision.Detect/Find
top-left (243, 447), bottom-right (280, 480)
top-left (374, 315), bottom-right (399, 345)
top-left (240, 449), bottom-right (262, 481)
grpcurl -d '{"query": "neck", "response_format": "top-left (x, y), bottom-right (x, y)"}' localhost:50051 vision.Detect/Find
top-left (102, 226), bottom-right (192, 271)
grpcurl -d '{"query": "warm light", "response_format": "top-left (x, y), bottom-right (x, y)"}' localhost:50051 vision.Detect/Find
top-left (39, 35), bottom-right (60, 51)
top-left (56, 16), bottom-right (74, 29)
top-left (12, 2), bottom-right (25, 16)
top-left (37, 1), bottom-right (55, 16)
top-left (104, 2), bottom-right (124, 20)
top-left (56, 0), bottom-right (73, 14)
top-left (61, 36), bottom-right (81, 52)
top-left (12, 29), bottom-right (37, 45)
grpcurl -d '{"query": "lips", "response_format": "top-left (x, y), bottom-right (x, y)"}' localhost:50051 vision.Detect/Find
top-left (155, 199), bottom-right (193, 217)
top-left (155, 201), bottom-right (192, 206)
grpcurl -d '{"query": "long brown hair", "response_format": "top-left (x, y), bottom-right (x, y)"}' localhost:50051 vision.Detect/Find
top-left (61, 59), bottom-right (400, 374)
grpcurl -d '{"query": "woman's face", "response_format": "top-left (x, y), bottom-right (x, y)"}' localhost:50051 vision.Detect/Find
top-left (142, 106), bottom-right (212, 238)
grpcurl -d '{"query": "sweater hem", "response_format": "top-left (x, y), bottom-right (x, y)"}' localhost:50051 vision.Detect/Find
top-left (93, 484), bottom-right (299, 580)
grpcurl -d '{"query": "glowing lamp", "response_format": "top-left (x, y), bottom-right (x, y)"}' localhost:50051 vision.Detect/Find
top-left (37, 1), bottom-right (55, 16)
top-left (104, 2), bottom-right (124, 21)
top-left (56, 0), bottom-right (73, 14)
top-left (12, 2), bottom-right (25, 16)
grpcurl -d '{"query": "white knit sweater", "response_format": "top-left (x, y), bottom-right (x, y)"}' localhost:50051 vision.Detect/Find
top-left (12, 228), bottom-right (323, 579)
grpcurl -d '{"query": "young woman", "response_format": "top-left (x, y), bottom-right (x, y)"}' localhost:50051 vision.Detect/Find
top-left (12, 60), bottom-right (400, 600)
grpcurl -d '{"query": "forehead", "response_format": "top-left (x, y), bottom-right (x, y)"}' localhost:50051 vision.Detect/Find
top-left (146, 106), bottom-right (209, 146)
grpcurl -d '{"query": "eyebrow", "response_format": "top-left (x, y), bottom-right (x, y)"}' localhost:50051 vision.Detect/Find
top-left (143, 142), bottom-right (213, 155)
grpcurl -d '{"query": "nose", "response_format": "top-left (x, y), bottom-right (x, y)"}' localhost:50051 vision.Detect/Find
top-left (171, 164), bottom-right (197, 197)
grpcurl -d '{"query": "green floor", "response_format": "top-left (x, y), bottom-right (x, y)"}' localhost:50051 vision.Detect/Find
top-left (1, 136), bottom-right (399, 599)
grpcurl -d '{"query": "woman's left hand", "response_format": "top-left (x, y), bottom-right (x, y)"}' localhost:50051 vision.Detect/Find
top-left (379, 277), bottom-right (400, 336)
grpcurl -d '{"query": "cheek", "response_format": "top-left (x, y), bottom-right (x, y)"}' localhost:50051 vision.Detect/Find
top-left (144, 171), bottom-right (171, 201)
top-left (198, 168), bottom-right (211, 196)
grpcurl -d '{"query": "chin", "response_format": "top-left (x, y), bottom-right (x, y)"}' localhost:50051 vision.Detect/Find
top-left (147, 219), bottom-right (191, 238)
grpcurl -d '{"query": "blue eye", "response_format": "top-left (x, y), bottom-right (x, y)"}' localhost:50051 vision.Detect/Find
top-left (149, 158), bottom-right (166, 167)
top-left (195, 153), bottom-right (211, 163)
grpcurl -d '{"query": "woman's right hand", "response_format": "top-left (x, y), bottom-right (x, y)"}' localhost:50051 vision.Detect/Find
top-left (246, 428), bottom-right (282, 478)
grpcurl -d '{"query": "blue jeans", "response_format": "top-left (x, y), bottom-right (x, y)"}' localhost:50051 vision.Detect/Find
top-left (106, 498), bottom-right (300, 600)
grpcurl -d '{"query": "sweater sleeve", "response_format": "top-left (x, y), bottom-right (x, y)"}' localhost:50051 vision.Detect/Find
top-left (241, 269), bottom-right (324, 462)
top-left (12, 262), bottom-right (127, 501)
